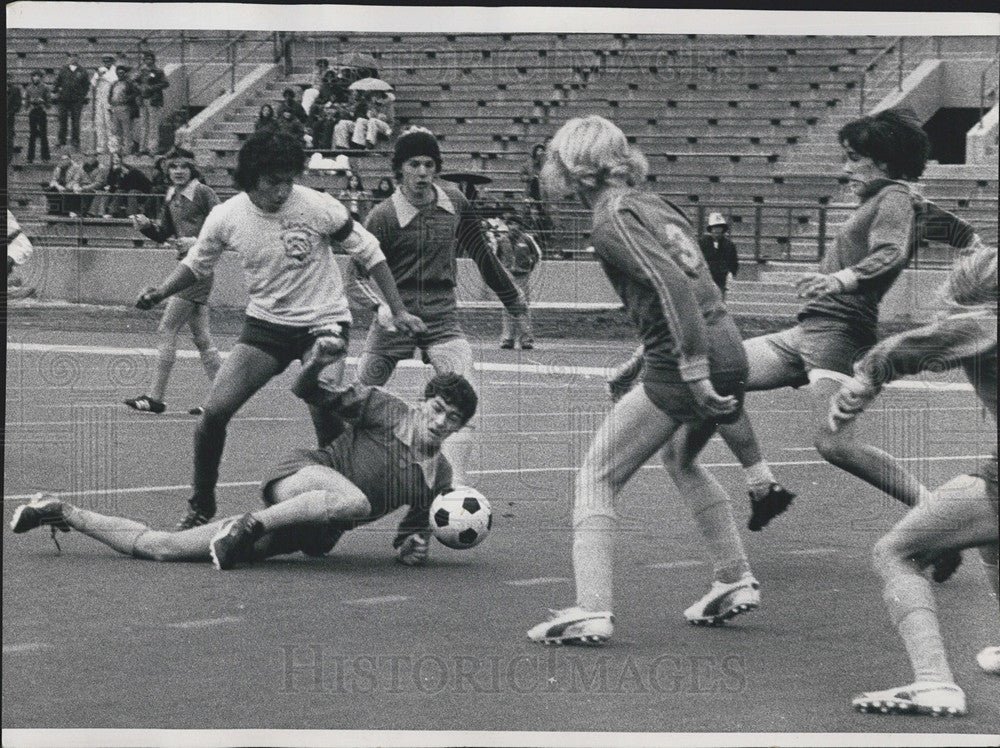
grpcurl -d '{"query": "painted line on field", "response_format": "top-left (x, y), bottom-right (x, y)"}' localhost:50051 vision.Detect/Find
top-left (4, 454), bottom-right (992, 502)
top-left (644, 560), bottom-right (703, 570)
top-left (164, 616), bottom-right (243, 630)
top-left (779, 548), bottom-right (840, 557)
top-left (504, 577), bottom-right (570, 587)
top-left (3, 642), bottom-right (52, 654)
top-left (7, 342), bottom-right (975, 392)
top-left (342, 595), bottom-right (410, 605)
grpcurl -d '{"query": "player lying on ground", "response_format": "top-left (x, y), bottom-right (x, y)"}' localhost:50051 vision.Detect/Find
top-left (134, 129), bottom-right (426, 530)
top-left (11, 338), bottom-right (477, 570)
top-left (828, 244), bottom-right (998, 717)
top-left (527, 116), bottom-right (761, 646)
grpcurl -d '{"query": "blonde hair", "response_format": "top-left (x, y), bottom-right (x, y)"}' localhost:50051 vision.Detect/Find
top-left (541, 115), bottom-right (648, 198)
top-left (938, 243), bottom-right (997, 310)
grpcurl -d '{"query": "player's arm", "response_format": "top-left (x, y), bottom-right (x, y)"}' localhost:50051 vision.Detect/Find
top-left (132, 201), bottom-right (174, 244)
top-left (394, 462), bottom-right (452, 566)
top-left (799, 189), bottom-right (912, 298)
top-left (830, 312), bottom-right (996, 430)
top-left (332, 210), bottom-right (426, 335)
top-left (136, 205), bottom-right (225, 309)
top-left (7, 213), bottom-right (33, 273)
top-left (457, 209), bottom-right (527, 315)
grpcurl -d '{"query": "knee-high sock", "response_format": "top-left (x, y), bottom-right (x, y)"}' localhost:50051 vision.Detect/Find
top-left (573, 513), bottom-right (615, 612)
top-left (150, 339), bottom-right (177, 402)
top-left (63, 505), bottom-right (153, 557)
top-left (253, 490), bottom-right (358, 532)
top-left (199, 347), bottom-right (223, 382)
top-left (673, 465), bottom-right (750, 583)
top-left (883, 569), bottom-right (953, 683)
top-left (979, 544), bottom-right (999, 598)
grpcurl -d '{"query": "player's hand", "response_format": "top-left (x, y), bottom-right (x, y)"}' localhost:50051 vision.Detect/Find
top-left (796, 272), bottom-right (844, 299)
top-left (135, 286), bottom-right (162, 310)
top-left (688, 378), bottom-right (739, 419)
top-left (170, 236), bottom-right (196, 261)
top-left (375, 302), bottom-right (396, 331)
top-left (395, 532), bottom-right (430, 566)
top-left (130, 213), bottom-right (151, 231)
top-left (304, 333), bottom-right (347, 369)
top-left (828, 374), bottom-right (879, 432)
top-left (392, 310), bottom-right (427, 336)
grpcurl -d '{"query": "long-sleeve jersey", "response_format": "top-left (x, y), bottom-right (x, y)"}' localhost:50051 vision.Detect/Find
top-left (140, 179), bottom-right (219, 243)
top-left (182, 184), bottom-right (385, 327)
top-left (800, 179), bottom-right (914, 329)
top-left (296, 381), bottom-right (453, 533)
top-left (360, 182), bottom-right (522, 317)
top-left (589, 187), bottom-right (746, 383)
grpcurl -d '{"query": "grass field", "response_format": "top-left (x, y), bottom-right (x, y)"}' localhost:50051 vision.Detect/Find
top-left (3, 322), bottom-right (999, 746)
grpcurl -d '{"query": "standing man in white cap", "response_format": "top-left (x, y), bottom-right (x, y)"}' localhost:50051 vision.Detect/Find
top-left (698, 212), bottom-right (739, 298)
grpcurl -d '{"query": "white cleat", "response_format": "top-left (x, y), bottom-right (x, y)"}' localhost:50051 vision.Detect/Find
top-left (976, 646), bottom-right (1000, 675)
top-left (851, 681), bottom-right (966, 717)
top-left (527, 606), bottom-right (614, 646)
top-left (684, 573), bottom-right (760, 626)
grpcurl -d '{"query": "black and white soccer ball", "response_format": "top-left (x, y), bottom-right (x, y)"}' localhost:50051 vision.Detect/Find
top-left (429, 486), bottom-right (492, 549)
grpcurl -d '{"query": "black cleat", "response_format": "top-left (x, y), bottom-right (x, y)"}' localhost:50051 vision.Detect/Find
top-left (175, 496), bottom-right (216, 531)
top-left (747, 483), bottom-right (795, 531)
top-left (124, 396), bottom-right (166, 414)
top-left (930, 549), bottom-right (963, 584)
top-left (209, 513), bottom-right (265, 570)
top-left (10, 494), bottom-right (70, 534)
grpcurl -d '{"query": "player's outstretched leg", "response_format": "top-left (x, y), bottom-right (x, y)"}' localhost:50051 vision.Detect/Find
top-left (853, 474), bottom-right (997, 717)
top-left (662, 423), bottom-right (761, 626)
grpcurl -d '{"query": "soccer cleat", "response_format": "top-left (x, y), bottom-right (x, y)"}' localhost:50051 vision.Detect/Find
top-left (684, 573), bottom-right (761, 626)
top-left (10, 494), bottom-right (70, 534)
top-left (519, 337), bottom-right (535, 351)
top-left (527, 607), bottom-right (614, 646)
top-left (977, 646), bottom-right (1000, 675)
top-left (499, 338), bottom-right (515, 350)
top-left (851, 681), bottom-right (966, 717)
top-left (209, 513), bottom-right (265, 570)
top-left (124, 396), bottom-right (166, 414)
top-left (188, 406), bottom-right (205, 416)
top-left (175, 497), bottom-right (216, 531)
top-left (747, 483), bottom-right (796, 531)
top-left (930, 549), bottom-right (962, 584)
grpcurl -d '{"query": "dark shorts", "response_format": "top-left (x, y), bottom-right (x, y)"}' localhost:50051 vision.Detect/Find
top-left (642, 373), bottom-right (746, 425)
top-left (261, 447), bottom-right (333, 505)
top-left (238, 315), bottom-right (349, 372)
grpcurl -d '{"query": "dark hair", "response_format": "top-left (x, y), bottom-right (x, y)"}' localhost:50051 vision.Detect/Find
top-left (258, 104), bottom-right (274, 118)
top-left (424, 373), bottom-right (478, 425)
top-left (233, 129), bottom-right (306, 191)
top-left (837, 107), bottom-right (930, 181)
top-left (346, 173), bottom-right (364, 190)
top-left (282, 87), bottom-right (296, 99)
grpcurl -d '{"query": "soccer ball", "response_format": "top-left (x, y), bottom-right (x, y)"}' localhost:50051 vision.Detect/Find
top-left (429, 486), bottom-right (492, 549)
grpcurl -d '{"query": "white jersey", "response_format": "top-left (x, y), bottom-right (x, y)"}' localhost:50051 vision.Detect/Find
top-left (7, 211), bottom-right (34, 266)
top-left (183, 185), bottom-right (385, 327)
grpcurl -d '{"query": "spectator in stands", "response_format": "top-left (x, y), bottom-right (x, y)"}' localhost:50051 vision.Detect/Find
top-left (309, 101), bottom-right (338, 151)
top-left (126, 148), bottom-right (222, 415)
top-left (254, 104), bottom-right (277, 133)
top-left (99, 151), bottom-right (155, 218)
top-left (521, 141), bottom-right (553, 251)
top-left (276, 107), bottom-right (307, 145)
top-left (148, 154), bottom-right (171, 217)
top-left (322, 68), bottom-right (349, 105)
top-left (491, 210), bottom-right (542, 350)
top-left (338, 172), bottom-right (368, 222)
top-left (311, 58), bottom-right (330, 90)
top-left (76, 156), bottom-right (110, 218)
top-left (53, 51), bottom-right (90, 150)
top-left (279, 87), bottom-right (308, 124)
top-left (135, 52), bottom-right (170, 156)
top-left (44, 147), bottom-right (84, 215)
top-left (7, 75), bottom-right (23, 164)
top-left (698, 212), bottom-right (739, 298)
top-left (24, 70), bottom-right (51, 164)
top-left (358, 96), bottom-right (394, 149)
top-left (372, 176), bottom-right (395, 200)
top-left (108, 65), bottom-right (138, 156)
top-left (302, 58), bottom-right (329, 114)
top-left (91, 54), bottom-right (118, 155)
